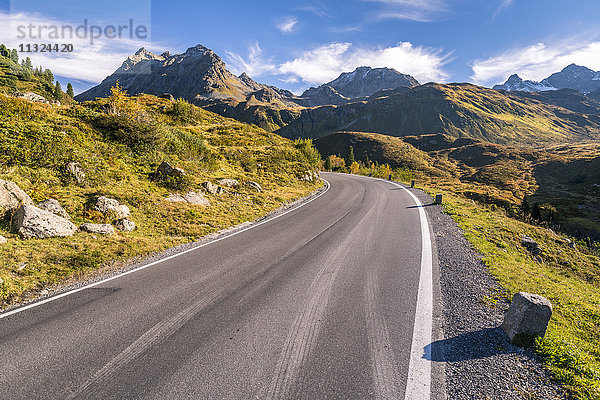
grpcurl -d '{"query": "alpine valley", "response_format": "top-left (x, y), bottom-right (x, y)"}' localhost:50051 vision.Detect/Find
top-left (74, 44), bottom-right (600, 241)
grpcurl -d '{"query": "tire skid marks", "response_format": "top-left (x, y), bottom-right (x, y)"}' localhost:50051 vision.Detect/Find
top-left (266, 189), bottom-right (379, 400)
top-left (66, 269), bottom-right (226, 399)
top-left (365, 268), bottom-right (402, 399)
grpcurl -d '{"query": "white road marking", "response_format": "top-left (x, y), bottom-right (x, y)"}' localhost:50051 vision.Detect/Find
top-left (0, 180), bottom-right (330, 320)
top-left (337, 173), bottom-right (433, 399)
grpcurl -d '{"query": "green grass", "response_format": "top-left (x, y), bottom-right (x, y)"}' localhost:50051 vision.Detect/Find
top-left (0, 92), bottom-right (321, 308)
top-left (440, 193), bottom-right (600, 399)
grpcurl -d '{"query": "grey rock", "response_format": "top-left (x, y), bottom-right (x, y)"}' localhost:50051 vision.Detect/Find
top-left (115, 218), bottom-right (136, 232)
top-left (218, 178), bottom-right (239, 187)
top-left (0, 235), bottom-right (7, 244)
top-left (80, 223), bottom-right (115, 235)
top-left (501, 292), bottom-right (553, 343)
top-left (521, 235), bottom-right (542, 255)
top-left (95, 196), bottom-right (130, 219)
top-left (165, 194), bottom-right (186, 203)
top-left (0, 179), bottom-right (34, 214)
top-left (247, 181), bottom-right (262, 192)
top-left (37, 199), bottom-right (71, 220)
top-left (11, 91), bottom-right (56, 105)
top-left (66, 162), bottom-right (86, 184)
top-left (159, 93), bottom-right (175, 101)
top-left (153, 161), bottom-right (186, 180)
top-left (165, 192), bottom-right (209, 206)
top-left (13, 205), bottom-right (78, 239)
top-left (202, 181), bottom-right (223, 195)
top-left (0, 277), bottom-right (3, 285)
top-left (183, 191), bottom-right (210, 206)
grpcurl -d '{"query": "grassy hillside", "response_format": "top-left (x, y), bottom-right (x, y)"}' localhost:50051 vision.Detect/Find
top-left (0, 91), bottom-right (320, 308)
top-left (316, 131), bottom-right (600, 240)
top-left (0, 46), bottom-right (72, 103)
top-left (317, 131), bottom-right (600, 398)
top-left (277, 83), bottom-right (600, 146)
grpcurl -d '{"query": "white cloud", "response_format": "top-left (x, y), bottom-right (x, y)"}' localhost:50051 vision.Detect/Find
top-left (363, 0), bottom-right (448, 22)
top-left (276, 17), bottom-right (298, 34)
top-left (0, 11), bottom-right (159, 83)
top-left (279, 42), bottom-right (450, 85)
top-left (225, 43), bottom-right (276, 77)
top-left (471, 40), bottom-right (600, 86)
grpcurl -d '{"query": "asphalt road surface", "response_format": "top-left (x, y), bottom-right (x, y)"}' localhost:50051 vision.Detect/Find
top-left (0, 173), bottom-right (438, 399)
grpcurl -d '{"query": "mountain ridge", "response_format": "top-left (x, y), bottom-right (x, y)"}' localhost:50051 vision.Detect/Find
top-left (494, 64), bottom-right (600, 93)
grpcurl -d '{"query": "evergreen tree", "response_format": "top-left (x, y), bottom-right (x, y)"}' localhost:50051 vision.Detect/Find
top-left (23, 56), bottom-right (32, 71)
top-left (324, 156), bottom-right (332, 171)
top-left (347, 145), bottom-right (355, 165)
top-left (0, 44), bottom-right (8, 58)
top-left (54, 81), bottom-right (62, 100)
top-left (10, 49), bottom-right (18, 64)
top-left (66, 83), bottom-right (74, 98)
top-left (44, 69), bottom-right (54, 83)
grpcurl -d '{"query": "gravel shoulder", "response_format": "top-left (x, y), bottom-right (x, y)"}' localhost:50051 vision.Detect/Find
top-left (411, 187), bottom-right (569, 399)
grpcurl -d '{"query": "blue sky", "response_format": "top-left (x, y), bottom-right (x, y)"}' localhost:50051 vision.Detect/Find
top-left (2, 0), bottom-right (600, 94)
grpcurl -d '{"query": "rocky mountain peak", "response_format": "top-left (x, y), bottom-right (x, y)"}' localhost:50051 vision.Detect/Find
top-left (495, 64), bottom-right (600, 94)
top-left (300, 66), bottom-right (419, 106)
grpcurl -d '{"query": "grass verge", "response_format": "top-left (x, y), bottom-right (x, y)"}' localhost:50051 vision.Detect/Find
top-left (349, 167), bottom-right (600, 399)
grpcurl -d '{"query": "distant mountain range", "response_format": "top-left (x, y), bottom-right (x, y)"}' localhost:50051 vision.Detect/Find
top-left (494, 64), bottom-right (600, 93)
top-left (76, 44), bottom-right (600, 146)
top-left (76, 45), bottom-right (418, 109)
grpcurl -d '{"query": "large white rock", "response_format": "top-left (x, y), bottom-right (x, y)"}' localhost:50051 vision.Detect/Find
top-left (37, 199), bottom-right (71, 220)
top-left (501, 292), bottom-right (552, 343)
top-left (183, 191), bottom-right (210, 206)
top-left (0, 179), bottom-right (34, 213)
top-left (0, 235), bottom-right (7, 244)
top-left (115, 218), bottom-right (136, 232)
top-left (13, 205), bottom-right (78, 239)
top-left (165, 192), bottom-right (209, 206)
top-left (218, 178), bottom-right (239, 187)
top-left (95, 196), bottom-right (130, 219)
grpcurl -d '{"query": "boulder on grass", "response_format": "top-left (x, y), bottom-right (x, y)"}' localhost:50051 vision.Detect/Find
top-left (165, 194), bottom-right (186, 203)
top-left (183, 191), bottom-right (209, 206)
top-left (501, 292), bottom-right (552, 344)
top-left (66, 162), bottom-right (86, 185)
top-left (165, 191), bottom-right (209, 206)
top-left (158, 93), bottom-right (175, 102)
top-left (0, 235), bottom-right (7, 244)
top-left (521, 235), bottom-right (542, 256)
top-left (37, 199), bottom-right (71, 220)
top-left (13, 205), bottom-right (78, 239)
top-left (153, 161), bottom-right (185, 180)
top-left (80, 223), bottom-right (115, 235)
top-left (0, 179), bottom-right (34, 214)
top-left (218, 178), bottom-right (238, 187)
top-left (95, 196), bottom-right (130, 219)
top-left (202, 181), bottom-right (223, 195)
top-left (115, 218), bottom-right (136, 232)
